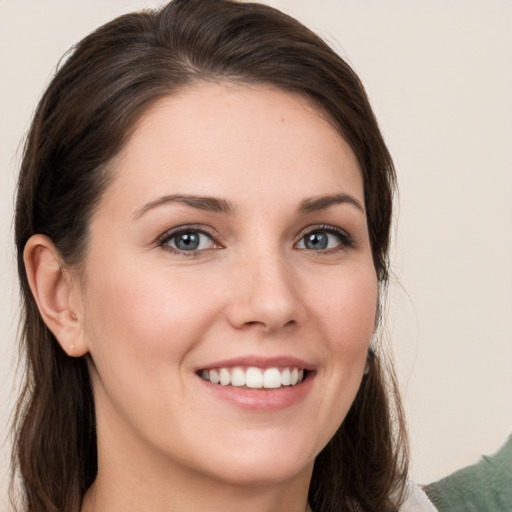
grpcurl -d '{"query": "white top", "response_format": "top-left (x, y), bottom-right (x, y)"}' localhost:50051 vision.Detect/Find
top-left (307, 482), bottom-right (438, 512)
top-left (399, 482), bottom-right (438, 512)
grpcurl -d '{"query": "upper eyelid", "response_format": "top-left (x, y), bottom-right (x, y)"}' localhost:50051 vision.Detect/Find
top-left (159, 224), bottom-right (215, 236)
top-left (295, 224), bottom-right (351, 239)
top-left (157, 224), bottom-right (219, 245)
top-left (295, 224), bottom-right (355, 249)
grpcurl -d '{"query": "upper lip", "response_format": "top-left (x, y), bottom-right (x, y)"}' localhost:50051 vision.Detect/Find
top-left (196, 355), bottom-right (314, 371)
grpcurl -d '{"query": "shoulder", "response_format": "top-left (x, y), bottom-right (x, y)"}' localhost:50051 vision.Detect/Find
top-left (307, 482), bottom-right (438, 512)
top-left (399, 482), bottom-right (438, 512)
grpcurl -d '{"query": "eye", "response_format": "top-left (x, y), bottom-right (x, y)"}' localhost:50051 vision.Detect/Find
top-left (296, 227), bottom-right (352, 251)
top-left (161, 229), bottom-right (216, 252)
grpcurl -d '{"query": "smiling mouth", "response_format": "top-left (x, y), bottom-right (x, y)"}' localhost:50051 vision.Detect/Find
top-left (198, 366), bottom-right (307, 389)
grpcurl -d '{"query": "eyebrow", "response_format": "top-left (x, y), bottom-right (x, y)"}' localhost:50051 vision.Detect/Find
top-left (132, 194), bottom-right (236, 219)
top-left (133, 191), bottom-right (364, 219)
top-left (297, 193), bottom-right (365, 214)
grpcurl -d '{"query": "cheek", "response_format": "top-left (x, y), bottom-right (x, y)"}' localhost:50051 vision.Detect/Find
top-left (81, 258), bottom-right (227, 446)
top-left (82, 258), bottom-right (223, 374)
top-left (296, 264), bottom-right (378, 451)
top-left (309, 265), bottom-right (378, 351)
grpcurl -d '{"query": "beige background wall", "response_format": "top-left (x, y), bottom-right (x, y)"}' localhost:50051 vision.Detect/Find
top-left (1, 0), bottom-right (511, 507)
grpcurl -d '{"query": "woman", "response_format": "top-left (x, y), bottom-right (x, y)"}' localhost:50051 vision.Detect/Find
top-left (11, 1), bottom-right (435, 511)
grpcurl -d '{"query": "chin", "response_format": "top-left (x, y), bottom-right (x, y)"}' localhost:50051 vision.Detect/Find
top-left (182, 429), bottom-right (320, 487)
top-left (206, 453), bottom-right (314, 488)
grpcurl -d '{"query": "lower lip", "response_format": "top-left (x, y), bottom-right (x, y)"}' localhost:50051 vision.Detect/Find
top-left (199, 373), bottom-right (315, 411)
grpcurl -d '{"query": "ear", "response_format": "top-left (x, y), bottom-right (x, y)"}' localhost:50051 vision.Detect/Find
top-left (23, 234), bottom-right (89, 357)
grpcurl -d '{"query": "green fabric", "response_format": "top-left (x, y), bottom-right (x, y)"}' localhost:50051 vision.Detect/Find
top-left (424, 435), bottom-right (512, 512)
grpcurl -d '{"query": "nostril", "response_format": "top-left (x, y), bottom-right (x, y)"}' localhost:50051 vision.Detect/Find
top-left (240, 318), bottom-right (298, 333)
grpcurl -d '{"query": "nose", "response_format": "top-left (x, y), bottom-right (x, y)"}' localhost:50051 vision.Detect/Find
top-left (225, 251), bottom-right (306, 333)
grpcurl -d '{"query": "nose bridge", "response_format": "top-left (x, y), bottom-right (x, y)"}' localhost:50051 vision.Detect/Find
top-left (227, 242), bottom-right (304, 332)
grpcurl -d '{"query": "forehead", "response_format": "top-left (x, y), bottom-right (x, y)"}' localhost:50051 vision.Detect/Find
top-left (101, 82), bottom-right (364, 214)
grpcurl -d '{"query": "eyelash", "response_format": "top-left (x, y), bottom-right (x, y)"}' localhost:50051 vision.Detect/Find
top-left (158, 225), bottom-right (220, 255)
top-left (295, 225), bottom-right (355, 253)
top-left (158, 224), bottom-right (354, 255)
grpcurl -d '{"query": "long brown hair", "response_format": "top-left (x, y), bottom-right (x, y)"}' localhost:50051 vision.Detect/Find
top-left (12, 1), bottom-right (407, 511)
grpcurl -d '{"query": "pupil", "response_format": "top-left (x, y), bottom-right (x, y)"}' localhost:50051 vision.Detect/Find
top-left (176, 232), bottom-right (199, 250)
top-left (306, 232), bottom-right (327, 250)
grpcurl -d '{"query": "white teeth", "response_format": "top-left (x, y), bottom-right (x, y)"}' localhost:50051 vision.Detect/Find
top-left (281, 368), bottom-right (291, 386)
top-left (209, 369), bottom-right (220, 384)
top-left (201, 366), bottom-right (306, 389)
top-left (231, 367), bottom-right (245, 387)
top-left (246, 367), bottom-right (263, 388)
top-left (219, 368), bottom-right (230, 386)
top-left (263, 368), bottom-right (282, 388)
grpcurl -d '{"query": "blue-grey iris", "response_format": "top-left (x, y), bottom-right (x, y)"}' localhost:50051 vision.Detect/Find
top-left (304, 232), bottom-right (328, 250)
top-left (175, 232), bottom-right (200, 250)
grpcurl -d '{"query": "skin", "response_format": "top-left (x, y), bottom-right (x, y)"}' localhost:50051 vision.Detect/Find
top-left (25, 83), bottom-right (378, 512)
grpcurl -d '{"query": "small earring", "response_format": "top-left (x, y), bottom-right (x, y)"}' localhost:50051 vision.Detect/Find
top-left (70, 344), bottom-right (74, 351)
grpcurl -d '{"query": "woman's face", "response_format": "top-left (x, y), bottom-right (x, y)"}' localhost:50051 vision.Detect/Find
top-left (76, 83), bottom-right (378, 487)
